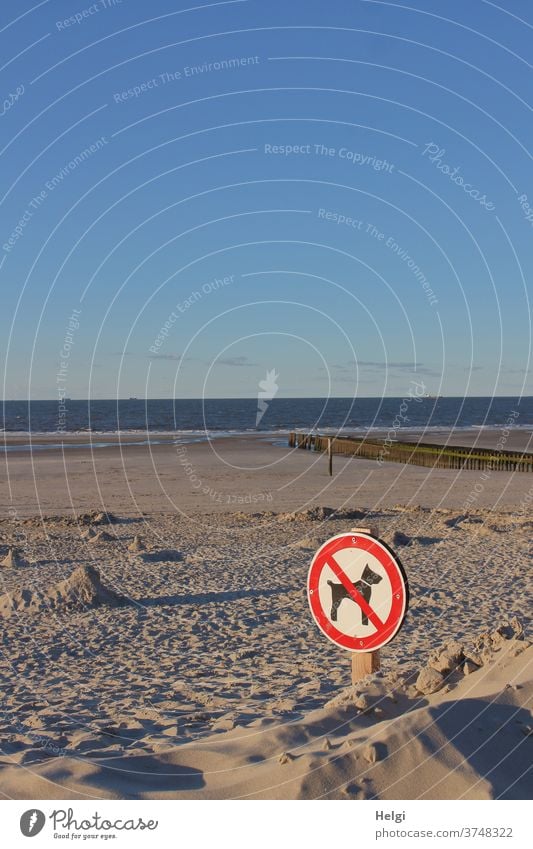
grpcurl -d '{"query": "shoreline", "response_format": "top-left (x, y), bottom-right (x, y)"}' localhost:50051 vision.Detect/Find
top-left (2, 430), bottom-right (533, 519)
top-left (2, 425), bottom-right (533, 452)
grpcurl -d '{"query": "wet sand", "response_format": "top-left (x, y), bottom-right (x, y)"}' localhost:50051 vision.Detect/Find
top-left (2, 431), bottom-right (533, 519)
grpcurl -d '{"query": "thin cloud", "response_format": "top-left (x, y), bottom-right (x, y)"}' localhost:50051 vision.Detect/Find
top-left (216, 356), bottom-right (258, 367)
top-left (148, 353), bottom-right (182, 361)
top-left (413, 366), bottom-right (441, 377)
top-left (111, 351), bottom-right (183, 361)
top-left (357, 360), bottom-right (419, 369)
top-left (320, 360), bottom-right (428, 372)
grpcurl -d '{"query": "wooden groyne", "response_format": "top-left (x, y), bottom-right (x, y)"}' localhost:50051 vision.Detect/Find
top-left (288, 432), bottom-right (533, 472)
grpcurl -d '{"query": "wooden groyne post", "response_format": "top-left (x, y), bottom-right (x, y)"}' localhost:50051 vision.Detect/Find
top-left (287, 431), bottom-right (533, 473)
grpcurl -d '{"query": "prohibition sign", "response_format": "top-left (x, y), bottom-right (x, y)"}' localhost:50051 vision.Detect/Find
top-left (307, 532), bottom-right (408, 652)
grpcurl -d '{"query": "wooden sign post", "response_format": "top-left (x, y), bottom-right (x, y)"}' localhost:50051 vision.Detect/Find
top-left (350, 526), bottom-right (380, 684)
top-left (351, 648), bottom-right (381, 684)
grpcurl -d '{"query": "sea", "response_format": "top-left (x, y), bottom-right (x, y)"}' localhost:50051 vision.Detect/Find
top-left (1, 397), bottom-right (532, 442)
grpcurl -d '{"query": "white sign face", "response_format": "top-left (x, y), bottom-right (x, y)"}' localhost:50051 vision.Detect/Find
top-left (316, 547), bottom-right (393, 638)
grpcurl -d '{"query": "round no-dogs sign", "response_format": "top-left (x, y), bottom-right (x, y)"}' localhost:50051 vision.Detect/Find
top-left (307, 531), bottom-right (408, 652)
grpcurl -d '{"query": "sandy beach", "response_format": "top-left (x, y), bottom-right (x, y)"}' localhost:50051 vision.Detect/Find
top-left (2, 430), bottom-right (533, 519)
top-left (0, 431), bottom-right (531, 799)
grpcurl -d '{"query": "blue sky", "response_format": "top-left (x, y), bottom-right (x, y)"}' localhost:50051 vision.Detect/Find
top-left (1, 0), bottom-right (532, 398)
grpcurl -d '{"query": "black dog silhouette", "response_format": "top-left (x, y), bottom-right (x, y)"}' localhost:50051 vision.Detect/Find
top-left (327, 564), bottom-right (383, 624)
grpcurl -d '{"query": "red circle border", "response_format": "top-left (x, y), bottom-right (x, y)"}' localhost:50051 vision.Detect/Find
top-left (307, 532), bottom-right (408, 652)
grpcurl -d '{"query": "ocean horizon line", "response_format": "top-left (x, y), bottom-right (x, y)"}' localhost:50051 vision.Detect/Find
top-left (2, 394), bottom-right (532, 402)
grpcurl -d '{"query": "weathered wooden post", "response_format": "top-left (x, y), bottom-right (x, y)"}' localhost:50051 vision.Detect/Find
top-left (350, 526), bottom-right (380, 684)
top-left (351, 647), bottom-right (382, 682)
top-left (328, 438), bottom-right (333, 476)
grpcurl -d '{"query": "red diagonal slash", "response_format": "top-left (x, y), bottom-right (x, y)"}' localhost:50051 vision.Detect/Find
top-left (326, 558), bottom-right (384, 629)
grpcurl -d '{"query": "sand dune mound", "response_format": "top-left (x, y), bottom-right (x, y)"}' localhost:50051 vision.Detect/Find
top-left (92, 511), bottom-right (119, 525)
top-left (0, 547), bottom-right (25, 568)
top-left (231, 511), bottom-right (276, 521)
top-left (128, 535), bottom-right (145, 552)
top-left (279, 506), bottom-right (367, 522)
top-left (88, 530), bottom-right (113, 544)
top-left (332, 507), bottom-right (367, 521)
top-left (4, 638), bottom-right (530, 800)
top-left (78, 510), bottom-right (118, 526)
top-left (279, 506), bottom-right (336, 522)
top-left (0, 565), bottom-right (126, 618)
